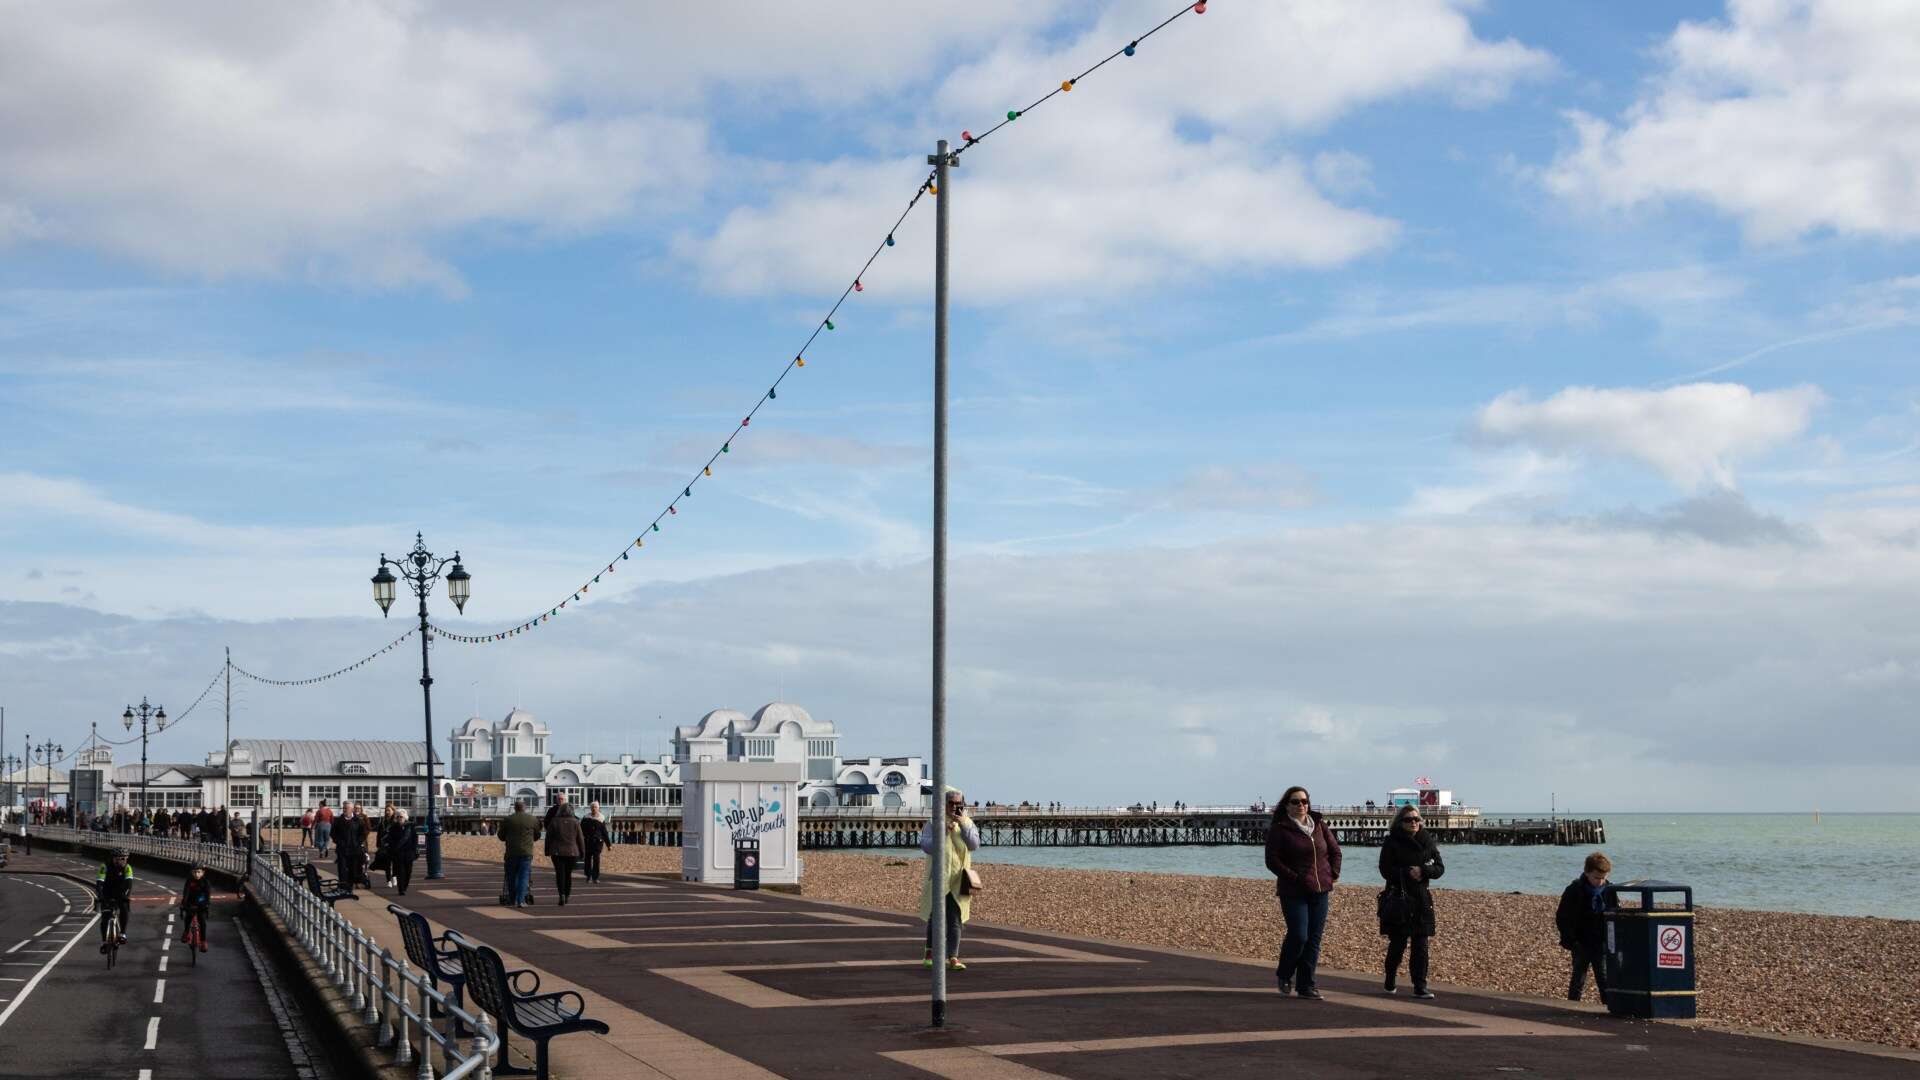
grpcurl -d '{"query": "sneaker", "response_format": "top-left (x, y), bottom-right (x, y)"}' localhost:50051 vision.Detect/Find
top-left (923, 956), bottom-right (934, 969)
top-left (946, 958), bottom-right (967, 971)
top-left (1296, 987), bottom-right (1324, 1000)
top-left (1383, 984), bottom-right (1398, 995)
top-left (1276, 978), bottom-right (1292, 995)
top-left (1413, 988), bottom-right (1436, 1000)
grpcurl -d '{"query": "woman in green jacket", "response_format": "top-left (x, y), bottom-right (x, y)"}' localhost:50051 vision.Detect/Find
top-left (919, 788), bottom-right (980, 971)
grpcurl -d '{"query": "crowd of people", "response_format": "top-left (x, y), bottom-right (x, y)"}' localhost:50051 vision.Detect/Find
top-left (1260, 785), bottom-right (1617, 1002)
top-left (290, 798), bottom-right (422, 897)
top-left (14, 801), bottom-right (256, 847)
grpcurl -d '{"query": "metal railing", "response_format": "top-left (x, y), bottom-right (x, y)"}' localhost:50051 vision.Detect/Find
top-left (27, 825), bottom-right (498, 1080)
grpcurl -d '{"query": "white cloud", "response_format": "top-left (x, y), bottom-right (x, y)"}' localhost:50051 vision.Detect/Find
top-left (676, 0), bottom-right (1549, 303)
top-left (1472, 382), bottom-right (1824, 491)
top-left (1546, 0), bottom-right (1920, 240)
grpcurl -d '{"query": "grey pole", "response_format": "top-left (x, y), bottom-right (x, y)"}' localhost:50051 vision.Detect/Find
top-left (224, 647), bottom-right (232, 811)
top-left (926, 137), bottom-right (955, 1028)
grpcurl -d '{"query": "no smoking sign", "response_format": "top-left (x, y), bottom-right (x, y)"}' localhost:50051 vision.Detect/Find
top-left (1656, 925), bottom-right (1687, 969)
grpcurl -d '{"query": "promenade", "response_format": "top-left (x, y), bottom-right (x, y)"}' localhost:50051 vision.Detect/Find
top-left (357, 857), bottom-right (1920, 1079)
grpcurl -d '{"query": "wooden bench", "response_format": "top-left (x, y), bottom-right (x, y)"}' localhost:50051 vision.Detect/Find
top-left (300, 860), bottom-right (353, 906)
top-left (451, 932), bottom-right (608, 1079)
top-left (388, 904), bottom-right (469, 1032)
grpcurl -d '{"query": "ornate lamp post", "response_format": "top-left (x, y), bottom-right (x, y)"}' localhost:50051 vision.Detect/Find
top-left (1, 752), bottom-right (19, 811)
top-left (31, 738), bottom-right (63, 811)
top-left (373, 532), bottom-right (470, 880)
top-left (122, 699), bottom-right (166, 814)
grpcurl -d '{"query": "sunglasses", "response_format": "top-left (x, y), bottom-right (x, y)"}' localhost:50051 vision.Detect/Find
top-left (1286, 797), bottom-right (1309, 805)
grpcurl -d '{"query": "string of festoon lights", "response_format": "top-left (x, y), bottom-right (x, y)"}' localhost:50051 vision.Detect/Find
top-left (39, 660), bottom-right (228, 769)
top-left (227, 629), bottom-right (418, 686)
top-left (424, 0), bottom-right (1212, 648)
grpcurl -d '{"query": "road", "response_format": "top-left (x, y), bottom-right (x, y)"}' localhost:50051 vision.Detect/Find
top-left (0, 851), bottom-right (309, 1079)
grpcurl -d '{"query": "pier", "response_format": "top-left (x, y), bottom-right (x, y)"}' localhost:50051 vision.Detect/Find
top-left (442, 804), bottom-right (1605, 849)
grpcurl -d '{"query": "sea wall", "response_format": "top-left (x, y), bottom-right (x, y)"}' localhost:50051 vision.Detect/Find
top-left (430, 835), bottom-right (1920, 1051)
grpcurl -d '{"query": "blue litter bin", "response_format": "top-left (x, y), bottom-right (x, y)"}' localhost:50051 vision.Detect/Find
top-left (1603, 880), bottom-right (1696, 1019)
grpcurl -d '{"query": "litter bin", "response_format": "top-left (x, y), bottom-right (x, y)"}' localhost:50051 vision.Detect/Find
top-left (733, 837), bottom-right (761, 890)
top-left (1603, 880), bottom-right (1696, 1019)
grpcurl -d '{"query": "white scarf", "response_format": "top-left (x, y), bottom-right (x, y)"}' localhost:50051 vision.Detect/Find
top-left (1292, 814), bottom-right (1314, 836)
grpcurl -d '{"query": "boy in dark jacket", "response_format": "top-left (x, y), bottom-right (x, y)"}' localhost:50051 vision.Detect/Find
top-left (1556, 851), bottom-right (1614, 1002)
top-left (180, 865), bottom-right (213, 951)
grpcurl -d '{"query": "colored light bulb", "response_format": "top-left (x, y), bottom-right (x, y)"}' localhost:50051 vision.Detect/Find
top-left (1193, 0), bottom-right (1205, 10)
top-left (1062, 79), bottom-right (1074, 91)
top-left (853, 280), bottom-right (863, 292)
top-left (704, 466), bottom-right (712, 476)
top-left (742, 417), bottom-right (750, 426)
top-left (825, 319), bottom-right (835, 329)
top-left (669, 505), bottom-right (677, 515)
top-left (927, 183), bottom-right (937, 195)
top-left (652, 522), bottom-right (660, 531)
top-left (962, 130), bottom-right (974, 143)
top-left (722, 442), bottom-right (730, 452)
top-left (683, 486), bottom-right (692, 497)
top-left (796, 357), bottom-right (805, 367)
top-left (886, 234), bottom-right (895, 246)
top-left (1007, 109), bottom-right (1021, 121)
top-left (769, 386), bottom-right (776, 399)
top-left (1125, 41), bottom-right (1137, 56)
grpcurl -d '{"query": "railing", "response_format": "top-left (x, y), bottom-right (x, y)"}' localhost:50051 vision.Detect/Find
top-left (27, 825), bottom-right (498, 1080)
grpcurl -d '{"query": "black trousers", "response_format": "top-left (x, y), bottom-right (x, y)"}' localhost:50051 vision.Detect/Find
top-left (392, 858), bottom-right (414, 895)
top-left (584, 850), bottom-right (602, 882)
top-left (1569, 942), bottom-right (1608, 1000)
top-left (552, 856), bottom-right (577, 897)
top-left (1385, 933), bottom-right (1430, 990)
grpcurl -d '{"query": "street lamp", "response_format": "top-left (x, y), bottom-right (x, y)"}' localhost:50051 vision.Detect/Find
top-left (2, 752), bottom-right (20, 812)
top-left (31, 738), bottom-right (63, 812)
top-left (372, 531), bottom-right (470, 879)
top-left (122, 698), bottom-right (166, 815)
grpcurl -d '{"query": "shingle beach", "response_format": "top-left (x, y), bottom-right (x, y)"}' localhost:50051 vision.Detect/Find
top-left (436, 836), bottom-right (1920, 1051)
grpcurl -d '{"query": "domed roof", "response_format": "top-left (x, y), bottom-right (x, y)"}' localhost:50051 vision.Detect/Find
top-left (749, 701), bottom-right (815, 733)
top-left (691, 708), bottom-right (749, 738)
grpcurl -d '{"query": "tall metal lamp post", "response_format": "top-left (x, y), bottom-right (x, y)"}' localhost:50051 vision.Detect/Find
top-left (122, 699), bottom-right (166, 814)
top-left (31, 738), bottom-right (64, 811)
top-left (372, 532), bottom-right (470, 880)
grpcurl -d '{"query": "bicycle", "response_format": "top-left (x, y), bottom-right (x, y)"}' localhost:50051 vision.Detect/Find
top-left (100, 903), bottom-right (121, 970)
top-left (182, 908), bottom-right (208, 966)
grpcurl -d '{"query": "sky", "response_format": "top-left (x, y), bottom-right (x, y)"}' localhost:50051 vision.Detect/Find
top-left (3, 0), bottom-right (1918, 811)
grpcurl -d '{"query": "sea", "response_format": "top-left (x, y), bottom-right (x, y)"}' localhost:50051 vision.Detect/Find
top-left (966, 813), bottom-right (1920, 921)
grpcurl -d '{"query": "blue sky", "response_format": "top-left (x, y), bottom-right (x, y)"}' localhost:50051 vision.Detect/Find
top-left (3, 1), bottom-right (1918, 810)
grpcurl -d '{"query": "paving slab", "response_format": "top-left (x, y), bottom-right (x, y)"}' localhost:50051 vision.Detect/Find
top-left (333, 858), bottom-right (1919, 1080)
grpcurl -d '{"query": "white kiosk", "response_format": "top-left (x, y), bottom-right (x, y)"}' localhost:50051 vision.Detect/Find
top-left (680, 760), bottom-right (802, 886)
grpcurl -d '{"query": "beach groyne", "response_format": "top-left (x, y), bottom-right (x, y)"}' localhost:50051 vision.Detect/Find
top-left (430, 834), bottom-right (1918, 1052)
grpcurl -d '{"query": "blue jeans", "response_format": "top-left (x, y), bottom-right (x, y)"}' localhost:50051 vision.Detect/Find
top-left (1276, 891), bottom-right (1330, 991)
top-left (505, 856), bottom-right (533, 905)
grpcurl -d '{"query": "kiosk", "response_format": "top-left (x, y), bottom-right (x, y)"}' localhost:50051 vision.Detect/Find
top-left (680, 761), bottom-right (801, 886)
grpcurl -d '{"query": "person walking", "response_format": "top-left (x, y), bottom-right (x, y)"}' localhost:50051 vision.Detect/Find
top-left (545, 800), bottom-right (584, 905)
top-left (299, 808), bottom-right (314, 847)
top-left (1379, 803), bottom-right (1445, 998)
top-left (374, 803), bottom-right (398, 886)
top-left (581, 802), bottom-right (609, 885)
top-left (498, 799), bottom-right (540, 908)
top-left (385, 808), bottom-right (420, 896)
top-left (334, 803), bottom-right (368, 892)
top-left (313, 800), bottom-right (334, 856)
top-left (1265, 785), bottom-right (1342, 999)
top-left (918, 788), bottom-right (979, 971)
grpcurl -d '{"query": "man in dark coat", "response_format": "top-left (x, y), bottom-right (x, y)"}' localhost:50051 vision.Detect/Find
top-left (1557, 852), bottom-right (1615, 1001)
top-left (333, 803), bottom-right (369, 892)
top-left (498, 800), bottom-right (541, 907)
top-left (385, 808), bottom-right (421, 896)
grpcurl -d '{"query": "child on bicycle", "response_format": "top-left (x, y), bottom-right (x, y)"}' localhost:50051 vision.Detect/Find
top-left (97, 848), bottom-right (134, 952)
top-left (180, 865), bottom-right (212, 952)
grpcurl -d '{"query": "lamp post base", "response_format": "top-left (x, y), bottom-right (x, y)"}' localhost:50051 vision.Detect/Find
top-left (425, 811), bottom-right (444, 880)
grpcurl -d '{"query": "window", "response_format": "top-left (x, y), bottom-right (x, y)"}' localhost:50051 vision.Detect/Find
top-left (503, 736), bottom-right (517, 753)
top-left (535, 738), bottom-right (546, 754)
top-left (307, 784), bottom-right (342, 806)
top-left (383, 786), bottom-right (417, 810)
top-left (342, 762), bottom-right (371, 775)
top-left (588, 786), bottom-right (625, 807)
top-left (229, 784), bottom-right (262, 809)
top-left (347, 784), bottom-right (380, 807)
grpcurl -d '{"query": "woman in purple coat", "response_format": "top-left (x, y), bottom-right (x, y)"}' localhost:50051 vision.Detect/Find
top-left (1264, 785), bottom-right (1342, 999)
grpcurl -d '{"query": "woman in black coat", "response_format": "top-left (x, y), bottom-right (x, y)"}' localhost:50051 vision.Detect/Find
top-left (1378, 803), bottom-right (1445, 999)
top-left (384, 808), bottom-right (420, 896)
top-left (581, 802), bottom-right (609, 885)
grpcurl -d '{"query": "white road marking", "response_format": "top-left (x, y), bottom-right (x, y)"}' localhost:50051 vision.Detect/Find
top-left (144, 1015), bottom-right (159, 1049)
top-left (153, 979), bottom-right (165, 1004)
top-left (32, 927), bottom-right (49, 937)
top-left (0, 911), bottom-right (100, 1030)
top-left (4, 942), bottom-right (23, 954)
top-left (140, 1070), bottom-right (153, 1080)
top-left (158, 956), bottom-right (168, 973)
top-left (161, 938), bottom-right (170, 952)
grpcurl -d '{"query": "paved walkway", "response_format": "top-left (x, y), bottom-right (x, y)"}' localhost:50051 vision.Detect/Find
top-left (337, 858), bottom-right (1917, 1080)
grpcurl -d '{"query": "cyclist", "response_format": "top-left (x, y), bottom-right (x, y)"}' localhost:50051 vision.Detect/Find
top-left (97, 848), bottom-right (134, 952)
top-left (180, 865), bottom-right (212, 952)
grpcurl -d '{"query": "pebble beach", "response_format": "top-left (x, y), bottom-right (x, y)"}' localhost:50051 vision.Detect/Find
top-left (433, 836), bottom-right (1920, 1052)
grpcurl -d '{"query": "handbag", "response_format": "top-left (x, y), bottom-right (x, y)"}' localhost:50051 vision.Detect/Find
top-left (369, 849), bottom-right (390, 874)
top-left (1377, 884), bottom-right (1413, 929)
top-left (961, 867), bottom-right (984, 895)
